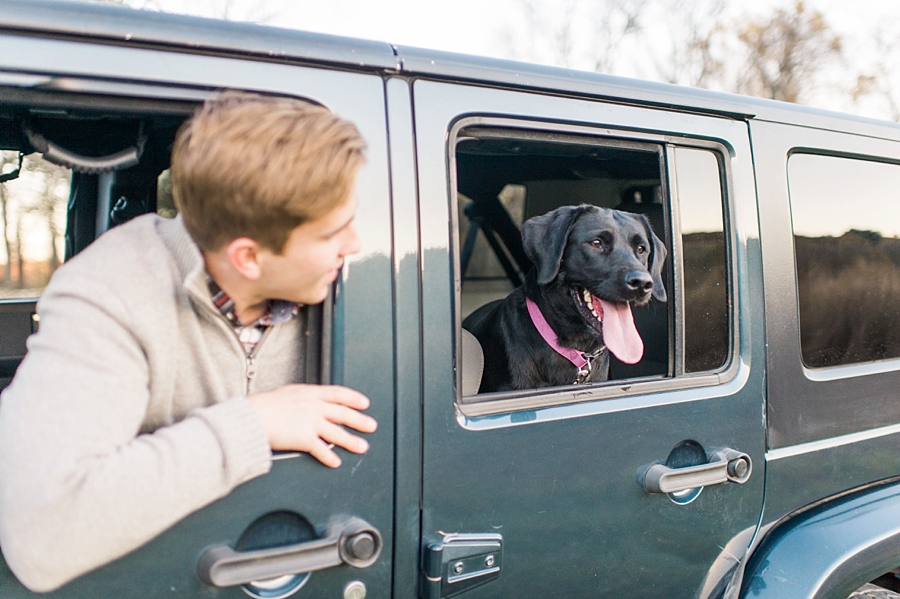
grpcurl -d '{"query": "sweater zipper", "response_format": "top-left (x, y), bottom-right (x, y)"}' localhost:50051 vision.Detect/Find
top-left (245, 354), bottom-right (257, 394)
top-left (244, 326), bottom-right (272, 394)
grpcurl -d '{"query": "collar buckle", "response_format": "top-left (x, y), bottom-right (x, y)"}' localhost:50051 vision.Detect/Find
top-left (574, 348), bottom-right (605, 384)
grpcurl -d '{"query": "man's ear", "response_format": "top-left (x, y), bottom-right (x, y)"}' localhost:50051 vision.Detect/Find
top-left (225, 237), bottom-right (264, 281)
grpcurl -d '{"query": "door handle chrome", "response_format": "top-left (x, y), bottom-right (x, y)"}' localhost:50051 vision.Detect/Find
top-left (198, 516), bottom-right (382, 588)
top-left (641, 448), bottom-right (752, 494)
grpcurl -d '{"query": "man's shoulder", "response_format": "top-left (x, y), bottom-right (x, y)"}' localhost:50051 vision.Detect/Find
top-left (46, 215), bottom-right (192, 304)
top-left (84, 214), bottom-right (184, 262)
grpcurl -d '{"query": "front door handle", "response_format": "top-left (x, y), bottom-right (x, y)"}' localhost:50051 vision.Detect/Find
top-left (641, 447), bottom-right (752, 494)
top-left (198, 516), bottom-right (382, 588)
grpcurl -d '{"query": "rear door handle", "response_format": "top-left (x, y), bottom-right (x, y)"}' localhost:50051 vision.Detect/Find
top-left (641, 447), bottom-right (752, 494)
top-left (198, 516), bottom-right (382, 588)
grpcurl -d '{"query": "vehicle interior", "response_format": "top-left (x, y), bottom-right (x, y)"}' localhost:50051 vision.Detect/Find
top-left (0, 88), bottom-right (193, 254)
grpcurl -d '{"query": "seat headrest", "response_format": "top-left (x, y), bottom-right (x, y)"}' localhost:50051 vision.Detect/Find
top-left (461, 329), bottom-right (484, 397)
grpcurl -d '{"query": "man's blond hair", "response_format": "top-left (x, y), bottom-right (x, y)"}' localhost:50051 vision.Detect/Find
top-left (171, 92), bottom-right (366, 252)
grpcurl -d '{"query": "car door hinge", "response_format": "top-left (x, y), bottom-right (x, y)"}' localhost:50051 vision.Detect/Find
top-left (420, 533), bottom-right (502, 599)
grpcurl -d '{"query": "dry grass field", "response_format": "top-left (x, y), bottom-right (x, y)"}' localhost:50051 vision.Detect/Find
top-left (795, 230), bottom-right (900, 368)
top-left (683, 232), bottom-right (729, 372)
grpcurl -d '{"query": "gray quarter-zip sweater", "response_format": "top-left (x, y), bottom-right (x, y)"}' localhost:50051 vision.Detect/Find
top-left (0, 214), bottom-right (303, 592)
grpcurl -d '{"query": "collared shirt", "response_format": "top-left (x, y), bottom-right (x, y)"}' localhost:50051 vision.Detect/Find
top-left (207, 275), bottom-right (301, 354)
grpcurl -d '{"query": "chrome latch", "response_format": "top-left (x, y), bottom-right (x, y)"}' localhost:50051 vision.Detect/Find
top-left (641, 447), bottom-right (753, 494)
top-left (420, 533), bottom-right (502, 599)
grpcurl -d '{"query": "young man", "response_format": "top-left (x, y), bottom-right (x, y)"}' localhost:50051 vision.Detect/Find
top-left (0, 93), bottom-right (376, 592)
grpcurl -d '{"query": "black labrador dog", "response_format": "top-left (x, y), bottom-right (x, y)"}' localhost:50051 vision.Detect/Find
top-left (463, 204), bottom-right (667, 392)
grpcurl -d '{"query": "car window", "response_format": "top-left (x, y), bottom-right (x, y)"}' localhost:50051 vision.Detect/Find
top-left (789, 152), bottom-right (900, 368)
top-left (455, 125), bottom-right (731, 400)
top-left (675, 147), bottom-right (729, 373)
top-left (0, 152), bottom-right (69, 299)
top-left (0, 86), bottom-right (326, 392)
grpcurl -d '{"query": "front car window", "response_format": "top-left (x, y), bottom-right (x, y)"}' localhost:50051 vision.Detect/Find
top-left (675, 147), bottom-right (729, 373)
top-left (0, 87), bottom-right (326, 391)
top-left (455, 125), bottom-right (731, 403)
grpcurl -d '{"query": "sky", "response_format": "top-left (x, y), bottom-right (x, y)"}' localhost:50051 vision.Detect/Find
top-left (135, 0), bottom-right (894, 60)
top-left (135, 0), bottom-right (524, 56)
top-left (7, 0), bottom-right (900, 269)
top-left (790, 153), bottom-right (900, 237)
top-left (118, 0), bottom-right (900, 121)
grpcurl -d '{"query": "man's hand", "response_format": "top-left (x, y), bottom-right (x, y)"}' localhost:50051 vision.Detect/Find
top-left (247, 384), bottom-right (377, 468)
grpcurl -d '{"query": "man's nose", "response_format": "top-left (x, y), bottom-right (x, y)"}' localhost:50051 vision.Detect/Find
top-left (342, 223), bottom-right (361, 257)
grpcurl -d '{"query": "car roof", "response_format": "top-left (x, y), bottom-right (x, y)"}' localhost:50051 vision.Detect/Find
top-left (3, 0), bottom-right (900, 141)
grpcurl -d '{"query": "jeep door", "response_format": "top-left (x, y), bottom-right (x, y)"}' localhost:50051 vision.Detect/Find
top-left (754, 117), bottom-right (900, 517)
top-left (409, 75), bottom-right (766, 598)
top-left (0, 19), bottom-right (395, 599)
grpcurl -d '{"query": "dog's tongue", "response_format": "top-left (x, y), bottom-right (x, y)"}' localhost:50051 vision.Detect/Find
top-left (594, 297), bottom-right (643, 364)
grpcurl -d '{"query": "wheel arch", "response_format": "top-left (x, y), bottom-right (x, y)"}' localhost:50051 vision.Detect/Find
top-left (741, 481), bottom-right (900, 599)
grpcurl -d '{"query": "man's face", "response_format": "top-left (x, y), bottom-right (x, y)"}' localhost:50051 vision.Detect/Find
top-left (258, 190), bottom-right (361, 305)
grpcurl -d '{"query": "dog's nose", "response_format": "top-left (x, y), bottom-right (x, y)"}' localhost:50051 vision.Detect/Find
top-left (625, 270), bottom-right (653, 293)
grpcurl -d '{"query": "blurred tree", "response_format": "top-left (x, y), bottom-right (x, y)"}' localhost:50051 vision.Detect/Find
top-left (652, 0), bottom-right (727, 88)
top-left (22, 157), bottom-right (68, 275)
top-left (0, 153), bottom-right (17, 284)
top-left (90, 0), bottom-right (162, 9)
top-left (0, 152), bottom-right (69, 290)
top-left (590, 0), bottom-right (648, 74)
top-left (209, 0), bottom-right (280, 22)
top-left (736, 1), bottom-right (841, 103)
top-left (502, 0), bottom-right (647, 73)
top-left (89, 0), bottom-right (281, 23)
top-left (851, 28), bottom-right (900, 122)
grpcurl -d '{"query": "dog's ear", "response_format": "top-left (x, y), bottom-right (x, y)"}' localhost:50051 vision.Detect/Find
top-left (521, 205), bottom-right (586, 285)
top-left (639, 214), bottom-right (668, 302)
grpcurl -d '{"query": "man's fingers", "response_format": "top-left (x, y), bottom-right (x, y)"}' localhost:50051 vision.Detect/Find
top-left (324, 403), bottom-right (378, 433)
top-left (316, 385), bottom-right (370, 410)
top-left (247, 384), bottom-right (377, 461)
top-left (320, 422), bottom-right (369, 455)
top-left (307, 439), bottom-right (343, 468)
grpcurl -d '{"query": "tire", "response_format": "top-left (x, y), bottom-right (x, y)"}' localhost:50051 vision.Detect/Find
top-left (849, 584), bottom-right (900, 599)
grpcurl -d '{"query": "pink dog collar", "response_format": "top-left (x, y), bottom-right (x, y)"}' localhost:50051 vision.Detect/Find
top-left (526, 296), bottom-right (602, 382)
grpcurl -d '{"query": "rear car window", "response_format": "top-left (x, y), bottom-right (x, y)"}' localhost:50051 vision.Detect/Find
top-left (789, 152), bottom-right (900, 368)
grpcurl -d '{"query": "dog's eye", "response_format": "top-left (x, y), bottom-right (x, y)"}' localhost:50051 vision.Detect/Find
top-left (590, 239), bottom-right (603, 249)
top-left (636, 244), bottom-right (646, 255)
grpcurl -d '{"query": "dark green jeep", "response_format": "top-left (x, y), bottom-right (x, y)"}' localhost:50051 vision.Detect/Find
top-left (2, 1), bottom-right (900, 598)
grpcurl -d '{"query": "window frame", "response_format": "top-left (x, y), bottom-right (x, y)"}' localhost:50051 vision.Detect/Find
top-left (0, 78), bottom-right (332, 386)
top-left (0, 77), bottom-right (209, 300)
top-left (449, 116), bottom-right (739, 416)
